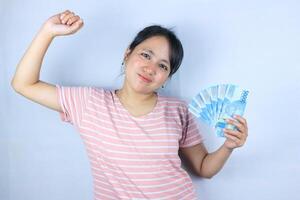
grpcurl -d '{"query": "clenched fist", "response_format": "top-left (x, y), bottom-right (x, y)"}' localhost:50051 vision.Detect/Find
top-left (41, 10), bottom-right (84, 37)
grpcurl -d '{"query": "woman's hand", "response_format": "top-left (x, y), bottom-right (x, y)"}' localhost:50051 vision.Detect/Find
top-left (223, 115), bottom-right (248, 150)
top-left (41, 10), bottom-right (84, 37)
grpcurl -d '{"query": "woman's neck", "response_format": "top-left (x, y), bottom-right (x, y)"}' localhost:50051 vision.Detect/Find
top-left (116, 86), bottom-right (157, 108)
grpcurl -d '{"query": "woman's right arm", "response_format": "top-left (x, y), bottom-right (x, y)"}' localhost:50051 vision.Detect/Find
top-left (11, 10), bottom-right (84, 112)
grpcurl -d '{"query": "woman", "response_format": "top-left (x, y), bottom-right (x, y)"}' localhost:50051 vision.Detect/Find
top-left (11, 10), bottom-right (248, 200)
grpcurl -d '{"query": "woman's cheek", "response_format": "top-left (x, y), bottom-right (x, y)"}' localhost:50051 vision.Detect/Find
top-left (157, 73), bottom-right (168, 84)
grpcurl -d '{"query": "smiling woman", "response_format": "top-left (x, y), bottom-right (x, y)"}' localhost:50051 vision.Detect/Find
top-left (11, 9), bottom-right (248, 200)
top-left (121, 36), bottom-right (172, 95)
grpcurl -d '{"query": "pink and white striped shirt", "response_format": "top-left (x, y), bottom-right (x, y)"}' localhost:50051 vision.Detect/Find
top-left (56, 85), bottom-right (203, 200)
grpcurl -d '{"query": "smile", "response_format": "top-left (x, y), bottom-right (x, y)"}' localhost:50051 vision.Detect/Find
top-left (138, 74), bottom-right (152, 83)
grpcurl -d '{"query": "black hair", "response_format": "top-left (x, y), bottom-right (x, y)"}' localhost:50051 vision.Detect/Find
top-left (125, 25), bottom-right (184, 78)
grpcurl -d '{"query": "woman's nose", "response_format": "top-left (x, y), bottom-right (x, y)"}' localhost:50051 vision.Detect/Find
top-left (144, 63), bottom-right (156, 75)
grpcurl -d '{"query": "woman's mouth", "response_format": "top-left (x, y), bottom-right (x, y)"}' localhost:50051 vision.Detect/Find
top-left (138, 74), bottom-right (152, 83)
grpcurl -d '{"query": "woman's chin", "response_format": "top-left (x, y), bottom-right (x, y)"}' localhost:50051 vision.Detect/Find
top-left (133, 85), bottom-right (154, 94)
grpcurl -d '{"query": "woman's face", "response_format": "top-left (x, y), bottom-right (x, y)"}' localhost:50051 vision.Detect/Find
top-left (123, 36), bottom-right (171, 94)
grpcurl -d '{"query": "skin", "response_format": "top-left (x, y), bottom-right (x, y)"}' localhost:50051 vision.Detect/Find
top-left (11, 10), bottom-right (85, 113)
top-left (11, 10), bottom-right (248, 179)
top-left (116, 36), bottom-right (172, 117)
top-left (116, 33), bottom-right (249, 179)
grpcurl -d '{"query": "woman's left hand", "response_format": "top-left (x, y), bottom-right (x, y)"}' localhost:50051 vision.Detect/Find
top-left (223, 115), bottom-right (248, 150)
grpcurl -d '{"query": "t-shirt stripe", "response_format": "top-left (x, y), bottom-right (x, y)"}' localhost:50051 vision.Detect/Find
top-left (56, 85), bottom-right (203, 199)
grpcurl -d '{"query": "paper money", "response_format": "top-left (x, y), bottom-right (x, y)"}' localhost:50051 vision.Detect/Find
top-left (188, 84), bottom-right (249, 137)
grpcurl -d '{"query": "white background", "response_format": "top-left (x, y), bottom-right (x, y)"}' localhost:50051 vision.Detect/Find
top-left (1, 0), bottom-right (300, 199)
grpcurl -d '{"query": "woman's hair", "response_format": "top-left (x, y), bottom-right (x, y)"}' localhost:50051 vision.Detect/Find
top-left (125, 25), bottom-right (184, 78)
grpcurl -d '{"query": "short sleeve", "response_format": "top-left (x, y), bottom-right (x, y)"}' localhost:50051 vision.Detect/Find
top-left (56, 84), bottom-right (92, 125)
top-left (179, 103), bottom-right (204, 148)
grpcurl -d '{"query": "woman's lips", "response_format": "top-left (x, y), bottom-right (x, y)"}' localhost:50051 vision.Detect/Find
top-left (138, 74), bottom-right (152, 83)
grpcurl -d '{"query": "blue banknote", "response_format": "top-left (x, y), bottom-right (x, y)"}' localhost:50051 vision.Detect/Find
top-left (188, 84), bottom-right (249, 137)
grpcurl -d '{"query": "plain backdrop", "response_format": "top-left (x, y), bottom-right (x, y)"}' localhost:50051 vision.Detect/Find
top-left (1, 0), bottom-right (300, 200)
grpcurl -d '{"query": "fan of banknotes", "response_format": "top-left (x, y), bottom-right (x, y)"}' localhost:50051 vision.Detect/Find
top-left (188, 84), bottom-right (249, 137)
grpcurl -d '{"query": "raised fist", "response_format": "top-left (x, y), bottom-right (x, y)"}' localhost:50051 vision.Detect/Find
top-left (42, 10), bottom-right (84, 37)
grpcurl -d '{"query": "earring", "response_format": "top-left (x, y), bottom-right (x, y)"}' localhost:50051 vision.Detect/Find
top-left (122, 61), bottom-right (126, 70)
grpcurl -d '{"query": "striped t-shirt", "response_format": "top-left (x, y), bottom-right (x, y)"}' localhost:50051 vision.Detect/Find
top-left (56, 85), bottom-right (204, 200)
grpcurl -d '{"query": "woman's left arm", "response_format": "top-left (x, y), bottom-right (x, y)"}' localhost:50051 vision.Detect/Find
top-left (199, 115), bottom-right (248, 178)
top-left (180, 115), bottom-right (248, 178)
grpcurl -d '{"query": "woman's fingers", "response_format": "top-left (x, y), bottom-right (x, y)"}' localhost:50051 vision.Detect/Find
top-left (223, 115), bottom-right (248, 149)
top-left (66, 15), bottom-right (80, 25)
top-left (59, 10), bottom-right (84, 33)
top-left (42, 10), bottom-right (84, 37)
top-left (72, 19), bottom-right (84, 30)
top-left (59, 10), bottom-right (71, 21)
top-left (60, 11), bottom-right (82, 26)
top-left (234, 115), bottom-right (248, 129)
top-left (224, 132), bottom-right (240, 144)
top-left (224, 128), bottom-right (243, 139)
top-left (224, 129), bottom-right (246, 147)
top-left (226, 118), bottom-right (245, 132)
top-left (61, 12), bottom-right (74, 24)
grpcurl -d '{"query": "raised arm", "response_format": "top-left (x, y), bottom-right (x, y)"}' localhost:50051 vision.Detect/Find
top-left (11, 10), bottom-right (84, 112)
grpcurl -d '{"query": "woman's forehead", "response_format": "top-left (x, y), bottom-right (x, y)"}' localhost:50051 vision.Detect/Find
top-left (135, 36), bottom-right (170, 61)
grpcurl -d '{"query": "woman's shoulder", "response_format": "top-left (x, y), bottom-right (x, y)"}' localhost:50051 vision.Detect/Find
top-left (84, 86), bottom-right (114, 94)
top-left (91, 87), bottom-right (120, 102)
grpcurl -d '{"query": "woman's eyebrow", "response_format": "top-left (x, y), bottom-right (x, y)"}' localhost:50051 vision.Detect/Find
top-left (143, 49), bottom-right (170, 65)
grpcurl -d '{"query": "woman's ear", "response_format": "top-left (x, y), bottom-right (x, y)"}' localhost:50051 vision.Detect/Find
top-left (123, 48), bottom-right (131, 61)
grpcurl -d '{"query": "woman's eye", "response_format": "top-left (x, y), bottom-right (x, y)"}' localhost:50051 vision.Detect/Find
top-left (141, 53), bottom-right (150, 59)
top-left (159, 64), bottom-right (168, 71)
